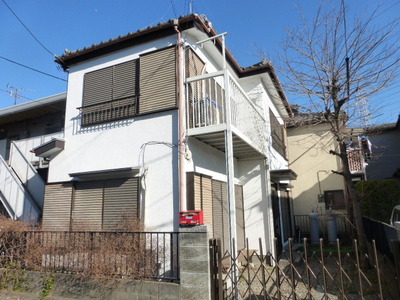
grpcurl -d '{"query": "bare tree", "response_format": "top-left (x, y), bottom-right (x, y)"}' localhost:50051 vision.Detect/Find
top-left (277, 1), bottom-right (400, 251)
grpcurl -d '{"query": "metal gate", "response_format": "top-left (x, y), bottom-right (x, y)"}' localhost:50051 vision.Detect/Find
top-left (209, 237), bottom-right (398, 300)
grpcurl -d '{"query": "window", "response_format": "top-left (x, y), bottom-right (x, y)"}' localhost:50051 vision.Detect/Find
top-left (187, 173), bottom-right (245, 252)
top-left (269, 109), bottom-right (287, 159)
top-left (72, 177), bottom-right (139, 231)
top-left (80, 46), bottom-right (178, 126)
top-left (42, 178), bottom-right (140, 231)
top-left (81, 60), bottom-right (138, 126)
top-left (139, 46), bottom-right (177, 114)
top-left (324, 190), bottom-right (346, 210)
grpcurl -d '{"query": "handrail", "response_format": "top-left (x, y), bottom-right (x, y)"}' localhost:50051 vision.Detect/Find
top-left (0, 159), bottom-right (16, 219)
top-left (185, 70), bottom-right (268, 155)
top-left (10, 141), bottom-right (45, 208)
top-left (0, 155), bottom-right (41, 221)
top-left (10, 141), bottom-right (44, 179)
top-left (228, 74), bottom-right (265, 121)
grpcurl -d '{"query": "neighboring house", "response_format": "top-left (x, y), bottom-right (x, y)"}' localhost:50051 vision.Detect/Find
top-left (287, 113), bottom-right (348, 216)
top-left (364, 116), bottom-right (400, 180)
top-left (0, 93), bottom-right (66, 222)
top-left (0, 14), bottom-right (294, 252)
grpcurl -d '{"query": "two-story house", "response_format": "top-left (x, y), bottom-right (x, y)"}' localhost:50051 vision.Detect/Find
top-left (0, 14), bottom-right (294, 253)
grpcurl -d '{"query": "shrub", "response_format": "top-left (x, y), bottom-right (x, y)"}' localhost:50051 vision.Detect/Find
top-left (356, 179), bottom-right (400, 223)
top-left (0, 216), bottom-right (166, 281)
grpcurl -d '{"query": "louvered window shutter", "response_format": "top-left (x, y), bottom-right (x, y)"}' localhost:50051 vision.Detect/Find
top-left (139, 47), bottom-right (177, 114)
top-left (186, 48), bottom-right (205, 78)
top-left (83, 67), bottom-right (113, 106)
top-left (103, 177), bottom-right (139, 230)
top-left (212, 180), bottom-right (224, 249)
top-left (72, 181), bottom-right (104, 231)
top-left (113, 60), bottom-right (137, 100)
top-left (81, 60), bottom-right (138, 126)
top-left (42, 183), bottom-right (73, 231)
top-left (235, 184), bottom-right (245, 250)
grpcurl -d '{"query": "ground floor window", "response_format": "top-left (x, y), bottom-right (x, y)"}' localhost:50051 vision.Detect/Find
top-left (42, 177), bottom-right (139, 231)
top-left (187, 173), bottom-right (245, 252)
top-left (324, 189), bottom-right (346, 210)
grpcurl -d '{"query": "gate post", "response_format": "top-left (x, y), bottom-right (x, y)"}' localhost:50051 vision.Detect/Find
top-left (179, 225), bottom-right (211, 300)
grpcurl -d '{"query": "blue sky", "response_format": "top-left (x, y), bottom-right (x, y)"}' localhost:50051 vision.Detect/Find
top-left (0, 0), bottom-right (399, 125)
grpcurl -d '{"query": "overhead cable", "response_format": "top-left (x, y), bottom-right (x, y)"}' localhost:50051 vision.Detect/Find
top-left (0, 56), bottom-right (67, 82)
top-left (1, 0), bottom-right (55, 57)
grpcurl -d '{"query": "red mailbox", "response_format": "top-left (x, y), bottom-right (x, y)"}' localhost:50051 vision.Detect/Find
top-left (179, 210), bottom-right (204, 226)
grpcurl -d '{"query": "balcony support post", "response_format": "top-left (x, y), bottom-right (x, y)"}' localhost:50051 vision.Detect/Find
top-left (222, 37), bottom-right (238, 297)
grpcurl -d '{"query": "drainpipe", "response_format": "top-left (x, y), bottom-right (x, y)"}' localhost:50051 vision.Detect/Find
top-left (174, 19), bottom-right (186, 213)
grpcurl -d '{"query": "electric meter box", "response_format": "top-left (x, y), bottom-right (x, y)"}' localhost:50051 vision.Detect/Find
top-left (179, 210), bottom-right (204, 226)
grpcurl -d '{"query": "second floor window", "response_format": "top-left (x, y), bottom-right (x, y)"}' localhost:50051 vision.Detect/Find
top-left (80, 46), bottom-right (177, 127)
top-left (81, 59), bottom-right (138, 126)
top-left (270, 109), bottom-right (287, 159)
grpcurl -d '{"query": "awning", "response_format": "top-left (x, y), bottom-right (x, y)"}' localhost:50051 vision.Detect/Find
top-left (69, 167), bottom-right (140, 181)
top-left (270, 169), bottom-right (297, 181)
top-left (32, 138), bottom-right (65, 158)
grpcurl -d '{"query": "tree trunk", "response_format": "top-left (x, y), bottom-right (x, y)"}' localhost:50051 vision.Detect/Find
top-left (338, 141), bottom-right (368, 254)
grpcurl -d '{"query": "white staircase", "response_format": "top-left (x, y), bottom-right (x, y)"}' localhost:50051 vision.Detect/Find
top-left (0, 142), bottom-right (44, 224)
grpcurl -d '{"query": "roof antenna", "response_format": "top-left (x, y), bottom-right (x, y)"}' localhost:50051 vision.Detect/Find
top-left (6, 84), bottom-right (35, 105)
top-left (189, 0), bottom-right (193, 14)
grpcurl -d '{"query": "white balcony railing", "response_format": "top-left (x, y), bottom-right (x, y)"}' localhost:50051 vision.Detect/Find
top-left (186, 72), bottom-right (267, 155)
top-left (229, 75), bottom-right (267, 154)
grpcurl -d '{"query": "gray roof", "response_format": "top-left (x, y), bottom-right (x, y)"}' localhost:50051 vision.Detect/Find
top-left (0, 93), bottom-right (66, 126)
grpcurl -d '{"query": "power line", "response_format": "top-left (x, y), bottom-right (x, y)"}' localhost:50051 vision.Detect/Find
top-left (170, 0), bottom-right (177, 18)
top-left (1, 0), bottom-right (55, 57)
top-left (0, 56), bottom-right (67, 82)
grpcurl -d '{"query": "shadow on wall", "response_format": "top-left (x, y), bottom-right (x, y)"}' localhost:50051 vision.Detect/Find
top-left (237, 159), bottom-right (272, 249)
top-left (292, 174), bottom-right (347, 216)
top-left (71, 113), bottom-right (134, 135)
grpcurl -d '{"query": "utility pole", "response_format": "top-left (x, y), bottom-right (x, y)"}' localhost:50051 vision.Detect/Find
top-left (6, 84), bottom-right (35, 105)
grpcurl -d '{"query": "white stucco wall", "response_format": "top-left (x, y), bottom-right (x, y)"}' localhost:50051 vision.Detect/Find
top-left (48, 36), bottom-right (180, 231)
top-left (186, 137), bottom-right (237, 182)
top-left (237, 159), bottom-right (274, 251)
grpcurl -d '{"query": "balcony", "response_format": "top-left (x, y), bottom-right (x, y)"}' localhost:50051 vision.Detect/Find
top-left (78, 96), bottom-right (137, 127)
top-left (185, 72), bottom-right (267, 159)
top-left (347, 149), bottom-right (367, 175)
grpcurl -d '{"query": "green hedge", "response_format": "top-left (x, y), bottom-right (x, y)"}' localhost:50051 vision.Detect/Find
top-left (356, 179), bottom-right (400, 223)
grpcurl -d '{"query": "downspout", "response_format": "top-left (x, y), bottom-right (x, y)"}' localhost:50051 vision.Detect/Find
top-left (174, 20), bottom-right (187, 213)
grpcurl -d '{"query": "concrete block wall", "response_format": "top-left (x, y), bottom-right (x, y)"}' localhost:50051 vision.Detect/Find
top-left (179, 225), bottom-right (211, 300)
